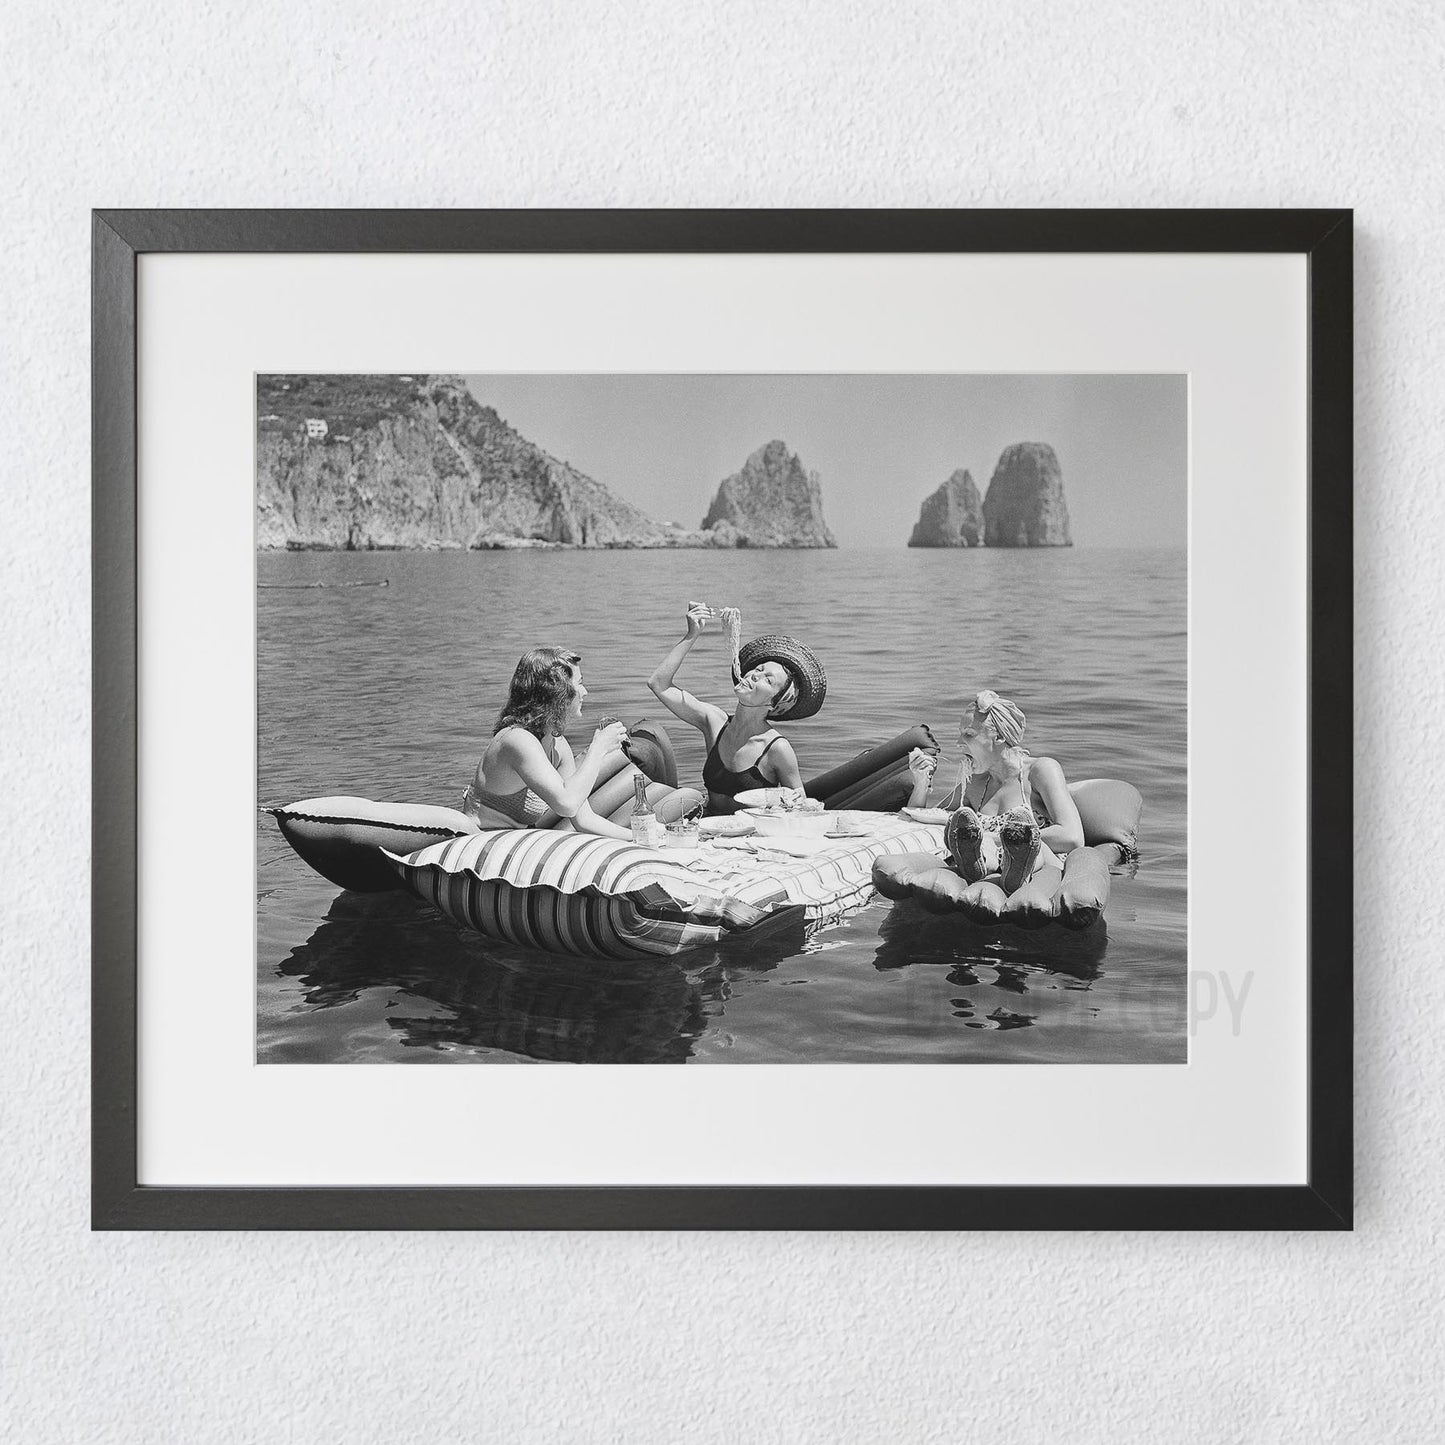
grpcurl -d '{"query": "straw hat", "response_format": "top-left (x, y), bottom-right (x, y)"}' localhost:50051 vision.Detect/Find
top-left (734, 635), bottom-right (827, 721)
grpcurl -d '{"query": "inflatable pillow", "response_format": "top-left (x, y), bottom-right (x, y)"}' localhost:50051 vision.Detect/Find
top-left (272, 797), bottom-right (478, 893)
top-left (1068, 778), bottom-right (1143, 853)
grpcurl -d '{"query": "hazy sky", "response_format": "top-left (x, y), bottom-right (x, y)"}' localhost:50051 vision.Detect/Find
top-left (464, 374), bottom-right (1186, 549)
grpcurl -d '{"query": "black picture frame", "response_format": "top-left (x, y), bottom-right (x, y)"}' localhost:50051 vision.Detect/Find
top-left (93, 208), bottom-right (1352, 1230)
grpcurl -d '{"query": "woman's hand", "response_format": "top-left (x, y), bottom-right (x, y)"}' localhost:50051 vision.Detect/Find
top-left (685, 601), bottom-right (713, 638)
top-left (907, 748), bottom-right (939, 781)
top-left (905, 747), bottom-right (938, 809)
top-left (588, 720), bottom-right (629, 758)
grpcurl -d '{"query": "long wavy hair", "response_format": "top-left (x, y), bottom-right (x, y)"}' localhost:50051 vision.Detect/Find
top-left (494, 647), bottom-right (582, 739)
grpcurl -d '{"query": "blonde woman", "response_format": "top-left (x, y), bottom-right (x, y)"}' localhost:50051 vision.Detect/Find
top-left (907, 690), bottom-right (1085, 895)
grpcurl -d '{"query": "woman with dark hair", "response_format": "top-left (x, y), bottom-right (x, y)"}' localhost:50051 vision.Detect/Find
top-left (461, 646), bottom-right (632, 838)
top-left (646, 603), bottom-right (826, 816)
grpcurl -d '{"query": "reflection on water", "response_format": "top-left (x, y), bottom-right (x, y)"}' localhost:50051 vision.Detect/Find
top-left (258, 547), bottom-right (1186, 1064)
top-left (871, 900), bottom-right (1109, 978)
top-left (275, 891), bottom-right (829, 1064)
top-left (870, 902), bottom-right (1110, 1035)
top-left (278, 892), bottom-right (707, 1064)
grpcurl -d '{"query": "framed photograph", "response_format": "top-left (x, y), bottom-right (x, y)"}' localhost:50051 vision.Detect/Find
top-left (94, 209), bottom-right (1351, 1229)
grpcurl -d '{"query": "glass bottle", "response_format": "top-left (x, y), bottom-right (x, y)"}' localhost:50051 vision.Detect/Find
top-left (630, 773), bottom-right (661, 847)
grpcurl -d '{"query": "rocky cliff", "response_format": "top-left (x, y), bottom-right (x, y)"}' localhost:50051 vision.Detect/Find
top-left (256, 375), bottom-right (735, 550)
top-left (700, 440), bottom-right (837, 548)
top-left (908, 468), bottom-right (984, 547)
top-left (982, 443), bottom-right (1073, 547)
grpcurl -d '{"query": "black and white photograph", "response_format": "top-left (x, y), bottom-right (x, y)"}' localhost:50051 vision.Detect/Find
top-left (258, 371), bottom-right (1187, 1065)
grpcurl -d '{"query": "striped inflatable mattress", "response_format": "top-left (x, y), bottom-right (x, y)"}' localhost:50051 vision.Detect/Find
top-left (385, 815), bottom-right (941, 960)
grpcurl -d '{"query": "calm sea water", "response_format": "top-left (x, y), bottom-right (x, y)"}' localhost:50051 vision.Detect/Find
top-left (257, 547), bottom-right (1187, 1064)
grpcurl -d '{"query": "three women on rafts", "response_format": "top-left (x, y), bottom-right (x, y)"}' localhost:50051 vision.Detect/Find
top-left (461, 602), bottom-right (1085, 899)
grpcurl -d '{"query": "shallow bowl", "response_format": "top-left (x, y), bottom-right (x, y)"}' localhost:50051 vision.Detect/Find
top-left (743, 808), bottom-right (835, 838)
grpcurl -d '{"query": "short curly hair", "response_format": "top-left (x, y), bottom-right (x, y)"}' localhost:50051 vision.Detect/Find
top-left (494, 647), bottom-right (582, 739)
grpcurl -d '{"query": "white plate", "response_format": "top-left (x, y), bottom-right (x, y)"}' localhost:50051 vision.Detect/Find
top-left (733, 787), bottom-right (795, 809)
top-left (697, 815), bottom-right (756, 837)
top-left (902, 806), bottom-right (952, 825)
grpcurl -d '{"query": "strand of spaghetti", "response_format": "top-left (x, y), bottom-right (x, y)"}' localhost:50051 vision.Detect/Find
top-left (687, 599), bottom-right (744, 680)
top-left (719, 607), bottom-right (742, 680)
top-left (955, 753), bottom-right (972, 808)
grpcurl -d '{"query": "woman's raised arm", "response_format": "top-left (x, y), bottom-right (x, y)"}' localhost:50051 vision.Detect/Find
top-left (646, 604), bottom-right (730, 738)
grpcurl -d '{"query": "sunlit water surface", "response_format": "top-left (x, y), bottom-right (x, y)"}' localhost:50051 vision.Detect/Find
top-left (257, 547), bottom-right (1186, 1064)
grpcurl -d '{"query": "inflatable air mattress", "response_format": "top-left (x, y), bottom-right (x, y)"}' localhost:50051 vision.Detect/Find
top-left (871, 778), bottom-right (1142, 929)
top-left (386, 815), bottom-right (940, 959)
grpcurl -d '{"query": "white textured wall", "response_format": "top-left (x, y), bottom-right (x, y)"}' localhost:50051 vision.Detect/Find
top-left (2, 1), bottom-right (1435, 1439)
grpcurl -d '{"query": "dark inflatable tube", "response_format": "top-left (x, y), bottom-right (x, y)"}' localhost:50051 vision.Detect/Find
top-left (274, 721), bottom-right (694, 893)
top-left (804, 725), bottom-right (938, 812)
top-left (623, 719), bottom-right (678, 789)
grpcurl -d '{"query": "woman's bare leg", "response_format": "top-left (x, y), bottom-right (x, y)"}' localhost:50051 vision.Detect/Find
top-left (1000, 808), bottom-right (1043, 894)
top-left (944, 807), bottom-right (988, 882)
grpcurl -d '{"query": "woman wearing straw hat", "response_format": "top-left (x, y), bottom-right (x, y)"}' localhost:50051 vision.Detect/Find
top-left (646, 603), bottom-right (827, 815)
top-left (906, 689), bottom-right (1086, 897)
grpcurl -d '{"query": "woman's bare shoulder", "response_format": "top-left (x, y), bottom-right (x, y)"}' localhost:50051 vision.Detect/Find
top-left (493, 725), bottom-right (544, 760)
top-left (1030, 755), bottom-right (1069, 786)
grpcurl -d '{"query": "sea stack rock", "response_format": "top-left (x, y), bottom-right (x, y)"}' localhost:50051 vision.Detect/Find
top-left (908, 468), bottom-right (984, 547)
top-left (256, 374), bottom-right (688, 550)
top-left (982, 443), bottom-right (1072, 547)
top-left (701, 440), bottom-right (837, 548)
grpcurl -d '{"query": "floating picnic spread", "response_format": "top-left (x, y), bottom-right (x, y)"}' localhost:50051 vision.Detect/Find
top-left (271, 754), bottom-right (1141, 961)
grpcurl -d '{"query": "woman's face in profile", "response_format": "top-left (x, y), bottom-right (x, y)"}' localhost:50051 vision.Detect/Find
top-left (958, 709), bottom-right (993, 768)
top-left (566, 666), bottom-right (587, 722)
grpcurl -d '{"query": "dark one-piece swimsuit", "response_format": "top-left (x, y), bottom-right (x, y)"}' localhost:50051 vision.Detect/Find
top-left (702, 723), bottom-right (782, 815)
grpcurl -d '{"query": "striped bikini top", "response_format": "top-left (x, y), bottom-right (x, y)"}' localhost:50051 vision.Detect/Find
top-left (461, 778), bottom-right (550, 829)
top-left (460, 735), bottom-right (556, 829)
